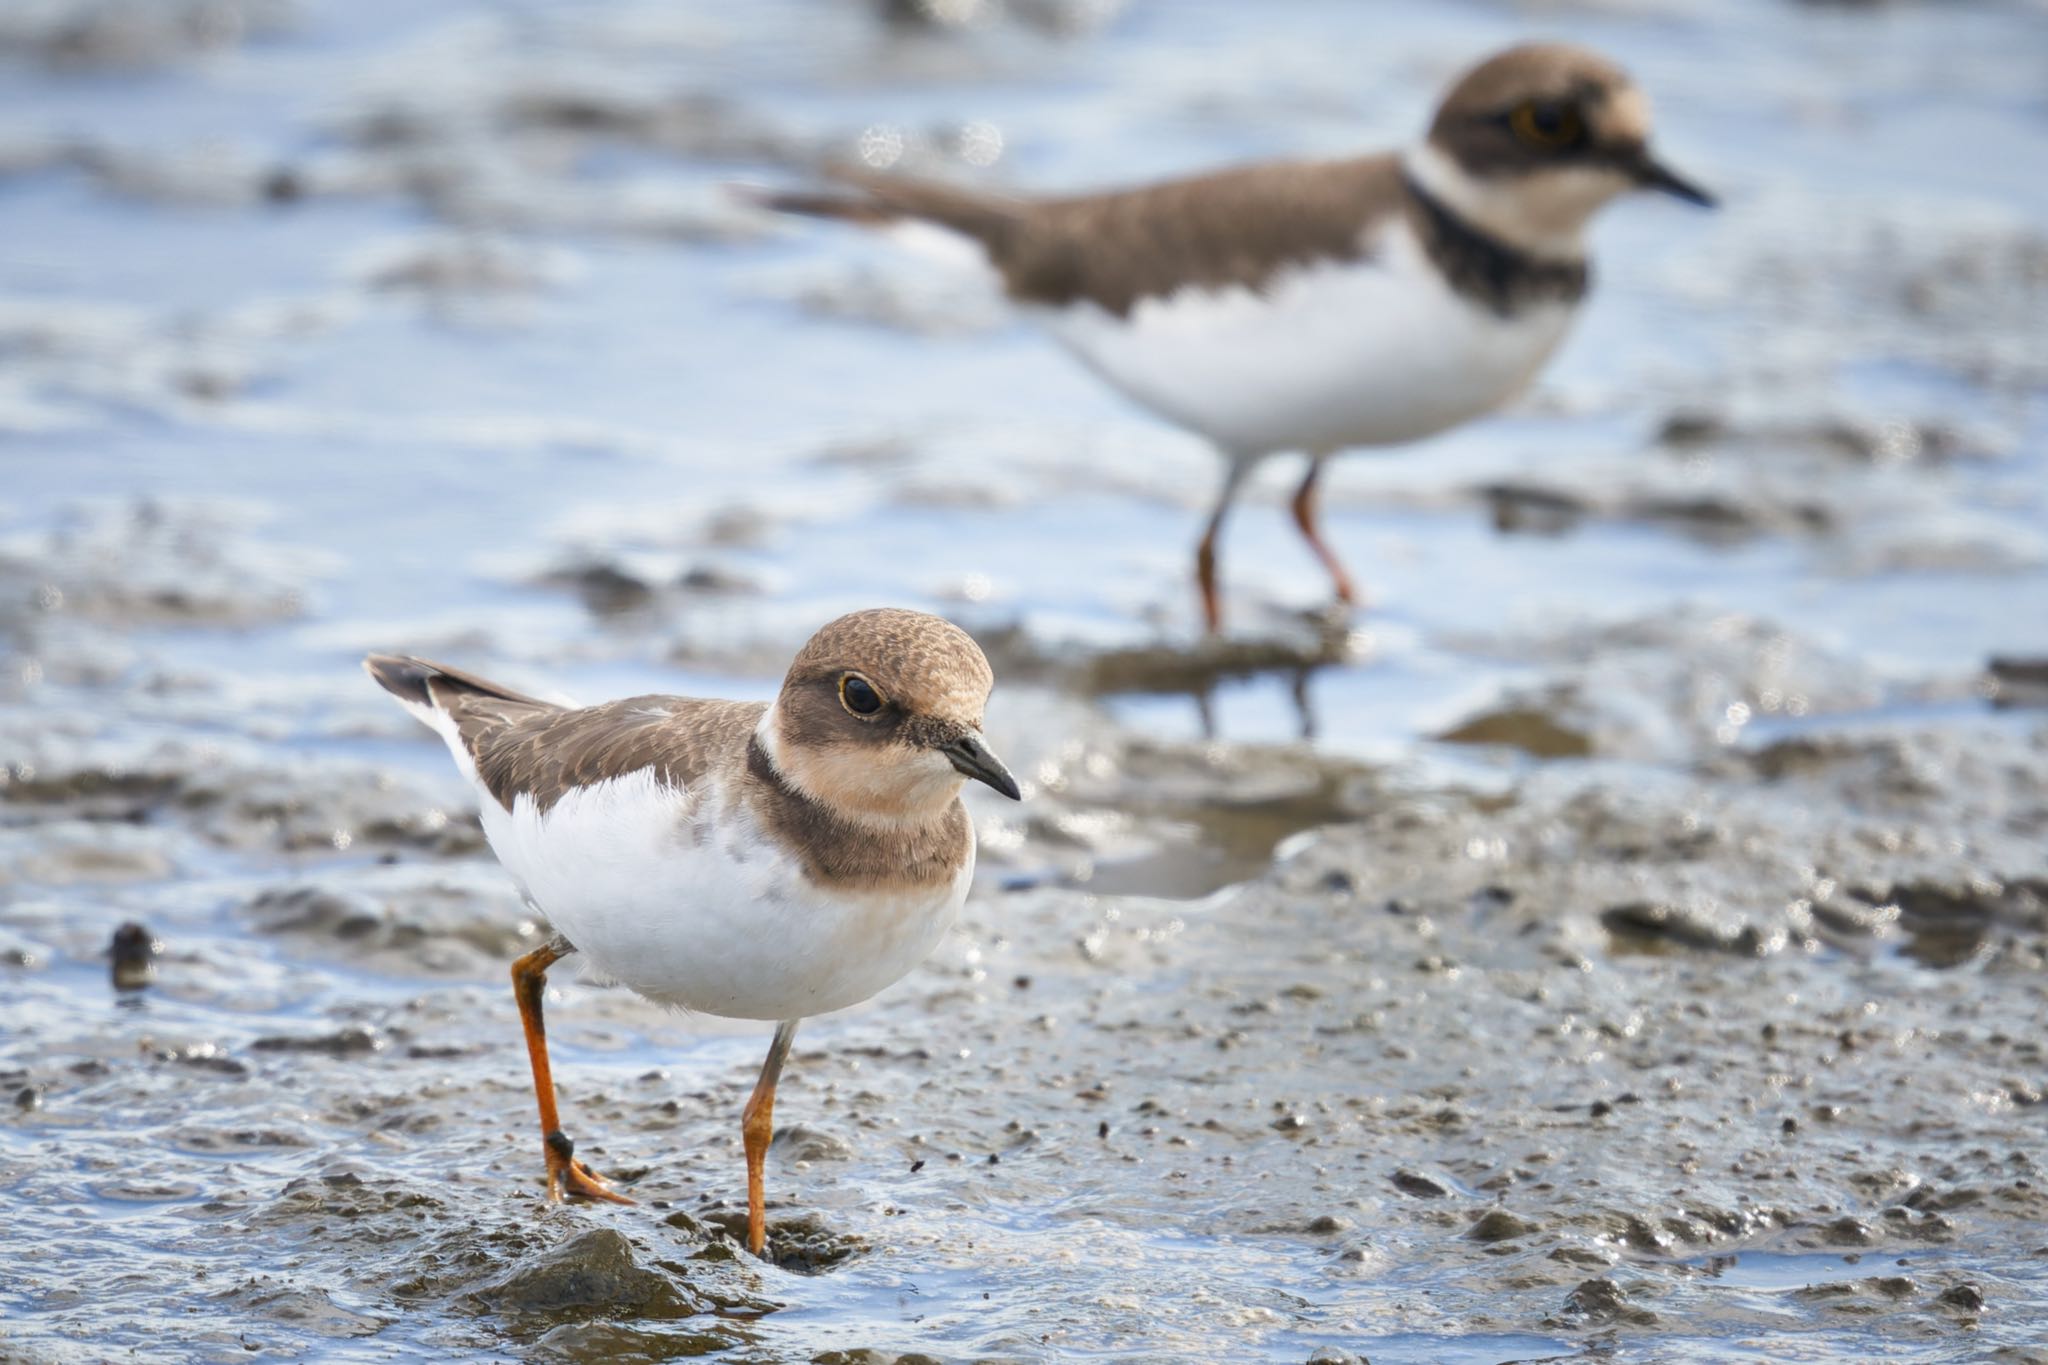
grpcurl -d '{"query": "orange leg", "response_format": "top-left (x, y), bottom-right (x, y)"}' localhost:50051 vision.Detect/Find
top-left (1290, 456), bottom-right (1357, 607)
top-left (1195, 461), bottom-right (1251, 635)
top-left (741, 1019), bottom-right (800, 1257)
top-left (511, 937), bottom-right (634, 1205)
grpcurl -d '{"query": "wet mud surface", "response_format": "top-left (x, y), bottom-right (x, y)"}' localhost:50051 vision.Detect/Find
top-left (4, 0), bottom-right (2048, 1361)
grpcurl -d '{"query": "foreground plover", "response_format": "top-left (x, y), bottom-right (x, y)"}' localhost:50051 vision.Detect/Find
top-left (365, 609), bottom-right (1018, 1255)
top-left (767, 43), bottom-right (1713, 631)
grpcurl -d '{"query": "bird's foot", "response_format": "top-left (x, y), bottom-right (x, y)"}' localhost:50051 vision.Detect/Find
top-left (1325, 569), bottom-right (1372, 612)
top-left (543, 1129), bottom-right (635, 1205)
top-left (1314, 586), bottom-right (1369, 630)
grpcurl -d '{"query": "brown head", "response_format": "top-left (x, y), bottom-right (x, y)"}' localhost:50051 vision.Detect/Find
top-left (758, 608), bottom-right (1018, 826)
top-left (1410, 43), bottom-right (1712, 254)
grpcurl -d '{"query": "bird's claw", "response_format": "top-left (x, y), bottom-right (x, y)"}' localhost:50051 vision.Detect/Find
top-left (542, 1129), bottom-right (635, 1205)
top-left (550, 1159), bottom-right (635, 1205)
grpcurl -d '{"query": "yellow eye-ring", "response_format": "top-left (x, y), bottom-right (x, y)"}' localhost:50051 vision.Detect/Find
top-left (839, 673), bottom-right (884, 716)
top-left (1509, 101), bottom-right (1585, 150)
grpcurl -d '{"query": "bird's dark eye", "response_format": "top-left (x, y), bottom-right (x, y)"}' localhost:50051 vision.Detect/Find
top-left (838, 673), bottom-right (883, 716)
top-left (1509, 101), bottom-right (1585, 150)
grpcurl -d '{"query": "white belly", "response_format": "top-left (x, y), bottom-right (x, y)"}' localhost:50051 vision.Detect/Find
top-left (476, 769), bottom-right (967, 1021)
top-left (1035, 218), bottom-right (1576, 458)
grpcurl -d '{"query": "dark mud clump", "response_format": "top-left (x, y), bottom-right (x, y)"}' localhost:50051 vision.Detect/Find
top-left (1989, 656), bottom-right (2048, 708)
top-left (1861, 875), bottom-right (2048, 970)
top-left (1434, 606), bottom-right (1899, 763)
top-left (244, 868), bottom-right (536, 976)
top-left (0, 730), bottom-right (486, 862)
top-left (994, 721), bottom-right (1383, 898)
top-left (1600, 900), bottom-right (1786, 957)
top-left (978, 612), bottom-right (1357, 709)
top-left (465, 1228), bottom-right (698, 1318)
top-left (0, 499), bottom-right (316, 635)
top-left (108, 920), bottom-right (158, 990)
top-left (692, 1209), bottom-right (867, 1277)
top-left (536, 556), bottom-right (762, 621)
top-left (1437, 704), bottom-right (1592, 759)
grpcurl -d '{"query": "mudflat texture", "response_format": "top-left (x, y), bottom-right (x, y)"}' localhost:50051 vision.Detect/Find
top-left (4, 1), bottom-right (2047, 1361)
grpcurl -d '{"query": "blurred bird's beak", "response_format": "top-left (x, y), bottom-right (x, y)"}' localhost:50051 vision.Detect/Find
top-left (943, 733), bottom-right (1021, 800)
top-left (1633, 151), bottom-right (1715, 207)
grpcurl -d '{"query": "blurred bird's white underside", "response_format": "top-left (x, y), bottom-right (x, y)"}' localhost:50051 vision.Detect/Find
top-left (1032, 217), bottom-right (1577, 460)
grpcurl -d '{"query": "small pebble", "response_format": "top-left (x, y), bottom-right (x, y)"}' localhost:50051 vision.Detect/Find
top-left (1390, 1169), bottom-right (1450, 1199)
top-left (1468, 1209), bottom-right (1540, 1243)
top-left (109, 922), bottom-right (158, 992)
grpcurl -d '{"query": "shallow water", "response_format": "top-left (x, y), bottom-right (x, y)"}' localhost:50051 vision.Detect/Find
top-left (4, 1), bottom-right (2048, 1361)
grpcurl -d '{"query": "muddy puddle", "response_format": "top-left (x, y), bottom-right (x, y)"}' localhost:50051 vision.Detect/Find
top-left (4, 0), bottom-right (2048, 1361)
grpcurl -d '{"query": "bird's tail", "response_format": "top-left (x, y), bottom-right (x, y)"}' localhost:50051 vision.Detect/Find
top-left (363, 654), bottom-right (558, 782)
top-left (746, 185), bottom-right (902, 225)
top-left (746, 168), bottom-right (1022, 252)
top-left (362, 654), bottom-right (553, 713)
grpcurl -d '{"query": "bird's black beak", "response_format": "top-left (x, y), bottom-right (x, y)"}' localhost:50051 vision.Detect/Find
top-left (1632, 151), bottom-right (1715, 207)
top-left (942, 733), bottom-right (1021, 801)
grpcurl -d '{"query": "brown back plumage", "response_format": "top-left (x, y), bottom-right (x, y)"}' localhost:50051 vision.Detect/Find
top-left (364, 653), bottom-right (761, 815)
top-left (768, 155), bottom-right (1409, 318)
top-left (462, 696), bottom-right (764, 816)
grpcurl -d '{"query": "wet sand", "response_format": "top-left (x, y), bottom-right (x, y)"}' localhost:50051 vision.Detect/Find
top-left (4, 0), bottom-right (2048, 1361)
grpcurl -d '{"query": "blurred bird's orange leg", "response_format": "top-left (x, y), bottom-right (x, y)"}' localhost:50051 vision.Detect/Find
top-left (1290, 456), bottom-right (1358, 607)
top-left (512, 936), bottom-right (634, 1205)
top-left (741, 1019), bottom-right (800, 1257)
top-left (1195, 461), bottom-right (1251, 635)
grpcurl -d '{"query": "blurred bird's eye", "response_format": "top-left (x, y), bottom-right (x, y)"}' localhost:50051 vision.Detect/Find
top-left (1509, 101), bottom-right (1584, 150)
top-left (839, 674), bottom-right (884, 716)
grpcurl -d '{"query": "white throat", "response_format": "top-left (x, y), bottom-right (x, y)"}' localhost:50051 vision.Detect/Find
top-left (754, 702), bottom-right (962, 832)
top-left (753, 702), bottom-right (787, 773)
top-left (1402, 142), bottom-right (1613, 262)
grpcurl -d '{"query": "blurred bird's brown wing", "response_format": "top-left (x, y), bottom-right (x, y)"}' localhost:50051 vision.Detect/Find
top-left (767, 154), bottom-right (1407, 318)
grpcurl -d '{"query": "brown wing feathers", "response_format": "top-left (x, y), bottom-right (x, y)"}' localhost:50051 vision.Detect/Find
top-left (465, 697), bottom-right (762, 816)
top-left (366, 654), bottom-right (760, 815)
top-left (762, 156), bottom-right (1405, 318)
